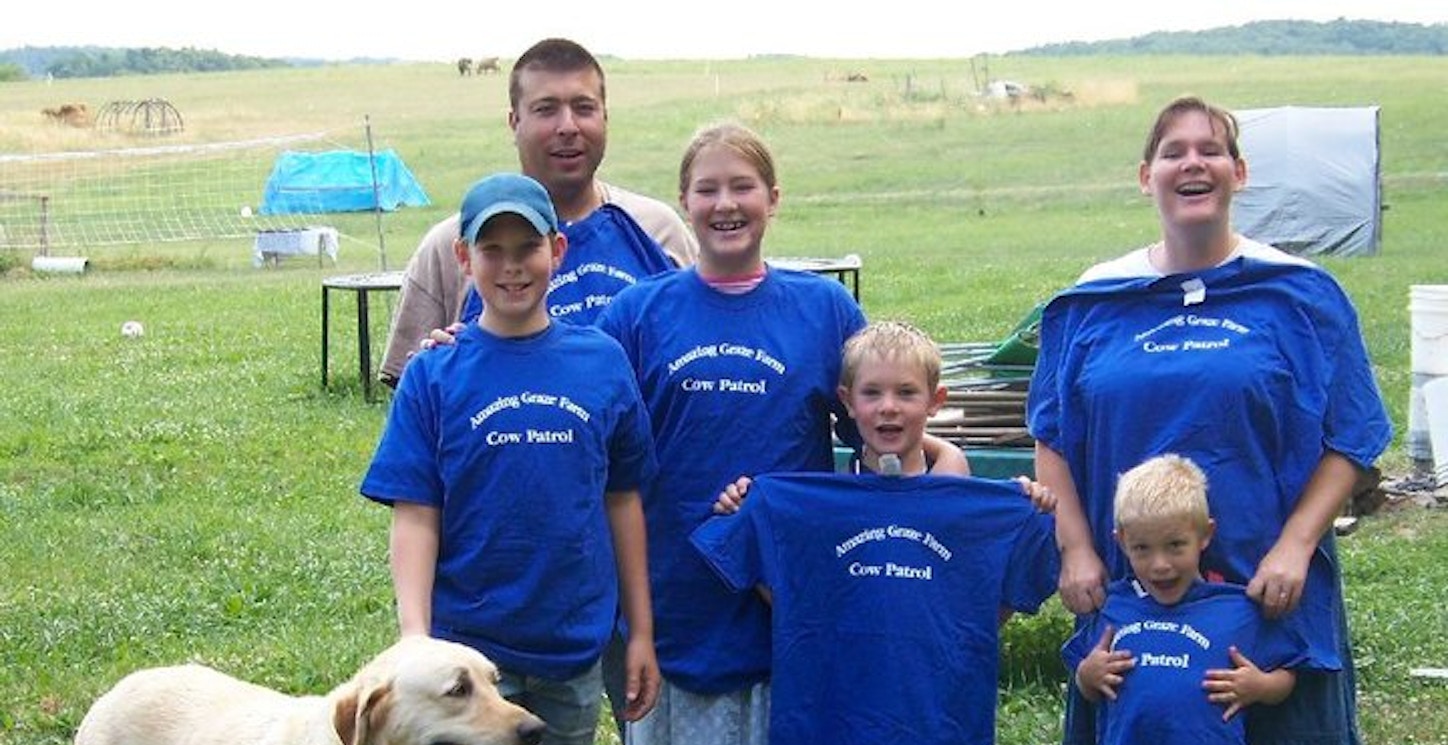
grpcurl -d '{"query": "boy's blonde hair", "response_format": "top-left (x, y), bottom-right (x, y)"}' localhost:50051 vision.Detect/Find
top-left (839, 320), bottom-right (942, 391)
top-left (1113, 453), bottom-right (1212, 534)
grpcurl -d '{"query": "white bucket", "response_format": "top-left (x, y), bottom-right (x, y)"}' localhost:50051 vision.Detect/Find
top-left (1408, 285), bottom-right (1448, 475)
top-left (1423, 375), bottom-right (1448, 487)
top-left (1410, 285), bottom-right (1448, 376)
top-left (31, 255), bottom-right (89, 274)
top-left (1408, 373), bottom-right (1440, 473)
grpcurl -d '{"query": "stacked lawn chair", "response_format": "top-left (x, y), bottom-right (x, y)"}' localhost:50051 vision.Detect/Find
top-left (928, 304), bottom-right (1042, 450)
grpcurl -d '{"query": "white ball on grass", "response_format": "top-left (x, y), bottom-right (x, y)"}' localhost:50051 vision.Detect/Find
top-left (240, 205), bottom-right (253, 218)
top-left (120, 320), bottom-right (144, 338)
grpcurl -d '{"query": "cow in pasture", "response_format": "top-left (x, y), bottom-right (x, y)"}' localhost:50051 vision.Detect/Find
top-left (41, 102), bottom-right (89, 127)
top-left (457, 57), bottom-right (472, 76)
top-left (475, 56), bottom-right (501, 74)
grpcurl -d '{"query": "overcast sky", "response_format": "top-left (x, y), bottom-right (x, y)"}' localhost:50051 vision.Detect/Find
top-left (5, 1), bottom-right (1445, 62)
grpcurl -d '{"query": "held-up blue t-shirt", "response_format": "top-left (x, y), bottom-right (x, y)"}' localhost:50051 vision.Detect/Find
top-left (1028, 244), bottom-right (1391, 661)
top-left (360, 321), bottom-right (657, 680)
top-left (691, 473), bottom-right (1059, 745)
top-left (597, 266), bottom-right (866, 694)
top-left (1063, 579), bottom-right (1331, 745)
top-left (461, 203), bottom-right (678, 325)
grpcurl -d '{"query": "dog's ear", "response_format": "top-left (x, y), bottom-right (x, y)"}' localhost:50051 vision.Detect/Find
top-left (333, 681), bottom-right (393, 745)
top-left (332, 684), bottom-right (360, 745)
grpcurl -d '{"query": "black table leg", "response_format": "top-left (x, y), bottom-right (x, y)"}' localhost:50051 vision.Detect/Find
top-left (321, 286), bottom-right (331, 390)
top-left (358, 290), bottom-right (372, 402)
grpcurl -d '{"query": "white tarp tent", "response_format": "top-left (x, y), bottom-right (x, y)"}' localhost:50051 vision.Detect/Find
top-left (1233, 105), bottom-right (1382, 257)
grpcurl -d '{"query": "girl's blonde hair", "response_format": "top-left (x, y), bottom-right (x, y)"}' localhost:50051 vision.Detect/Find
top-left (1113, 453), bottom-right (1212, 534)
top-left (678, 121), bottom-right (777, 196)
top-left (839, 320), bottom-right (942, 391)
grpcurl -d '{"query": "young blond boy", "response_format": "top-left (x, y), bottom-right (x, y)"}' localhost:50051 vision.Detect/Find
top-left (1065, 454), bottom-right (1330, 745)
top-left (690, 320), bottom-right (1059, 745)
top-left (714, 320), bottom-right (1051, 505)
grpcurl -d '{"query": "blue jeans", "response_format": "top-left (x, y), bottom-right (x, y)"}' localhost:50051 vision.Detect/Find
top-left (602, 630), bottom-right (630, 742)
top-left (498, 660), bottom-right (604, 745)
top-left (1246, 536), bottom-right (1362, 745)
top-left (1060, 673), bottom-right (1096, 745)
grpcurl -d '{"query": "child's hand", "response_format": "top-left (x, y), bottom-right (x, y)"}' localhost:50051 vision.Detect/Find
top-left (1015, 476), bottom-right (1057, 513)
top-left (621, 632), bottom-right (661, 721)
top-left (712, 476), bottom-right (753, 515)
top-left (1076, 625), bottom-right (1134, 702)
top-left (1203, 645), bottom-right (1295, 721)
top-left (417, 321), bottom-right (466, 351)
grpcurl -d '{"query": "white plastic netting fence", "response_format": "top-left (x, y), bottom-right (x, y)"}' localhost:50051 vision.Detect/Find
top-left (0, 131), bottom-right (362, 253)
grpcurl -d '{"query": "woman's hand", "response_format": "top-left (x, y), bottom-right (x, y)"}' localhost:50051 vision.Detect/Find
top-left (1246, 538), bottom-right (1312, 619)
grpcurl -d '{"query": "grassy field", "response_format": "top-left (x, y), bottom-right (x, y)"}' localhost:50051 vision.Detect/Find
top-left (2, 55), bottom-right (1446, 744)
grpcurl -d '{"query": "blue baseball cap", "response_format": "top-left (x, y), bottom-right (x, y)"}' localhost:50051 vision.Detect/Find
top-left (459, 173), bottom-right (559, 244)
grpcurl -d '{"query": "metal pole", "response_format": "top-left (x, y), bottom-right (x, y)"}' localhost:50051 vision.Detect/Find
top-left (364, 115), bottom-right (388, 271)
top-left (39, 195), bottom-right (51, 257)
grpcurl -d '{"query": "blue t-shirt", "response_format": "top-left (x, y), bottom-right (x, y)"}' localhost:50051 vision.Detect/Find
top-left (1028, 250), bottom-right (1391, 660)
top-left (360, 321), bottom-right (657, 680)
top-left (691, 472), bottom-right (1059, 745)
top-left (461, 203), bottom-right (678, 325)
top-left (597, 266), bottom-right (867, 694)
top-left (1063, 579), bottom-right (1328, 745)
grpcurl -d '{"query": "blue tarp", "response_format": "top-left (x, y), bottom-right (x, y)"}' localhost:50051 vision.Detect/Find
top-left (259, 149), bottom-right (430, 215)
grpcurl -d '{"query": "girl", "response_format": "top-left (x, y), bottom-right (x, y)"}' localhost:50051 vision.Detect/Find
top-left (598, 122), bottom-right (963, 745)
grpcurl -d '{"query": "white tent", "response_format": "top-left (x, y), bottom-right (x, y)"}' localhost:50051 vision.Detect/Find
top-left (1233, 106), bottom-right (1382, 257)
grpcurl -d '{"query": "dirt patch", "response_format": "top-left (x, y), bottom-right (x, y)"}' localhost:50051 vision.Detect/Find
top-left (1374, 471), bottom-right (1447, 514)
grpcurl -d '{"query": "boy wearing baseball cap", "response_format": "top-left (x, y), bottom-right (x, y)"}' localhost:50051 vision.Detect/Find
top-left (361, 173), bottom-right (661, 744)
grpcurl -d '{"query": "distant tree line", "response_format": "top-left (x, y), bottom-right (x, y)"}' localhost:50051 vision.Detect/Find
top-left (3, 18), bottom-right (1444, 82)
top-left (1021, 19), bottom-right (1448, 56)
top-left (0, 45), bottom-right (291, 79)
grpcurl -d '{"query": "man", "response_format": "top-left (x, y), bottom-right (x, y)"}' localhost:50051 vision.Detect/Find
top-left (380, 37), bottom-right (697, 387)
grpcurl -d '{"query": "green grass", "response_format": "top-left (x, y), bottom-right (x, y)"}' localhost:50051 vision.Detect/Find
top-left (2, 54), bottom-right (1447, 744)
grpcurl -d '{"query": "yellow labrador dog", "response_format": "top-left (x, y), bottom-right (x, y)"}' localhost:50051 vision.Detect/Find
top-left (74, 635), bottom-right (546, 745)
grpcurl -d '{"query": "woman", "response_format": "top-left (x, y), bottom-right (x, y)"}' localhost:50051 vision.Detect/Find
top-left (1028, 96), bottom-right (1391, 744)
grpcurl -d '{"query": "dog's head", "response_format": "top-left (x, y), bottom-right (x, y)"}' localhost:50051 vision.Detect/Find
top-left (331, 636), bottom-right (546, 745)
